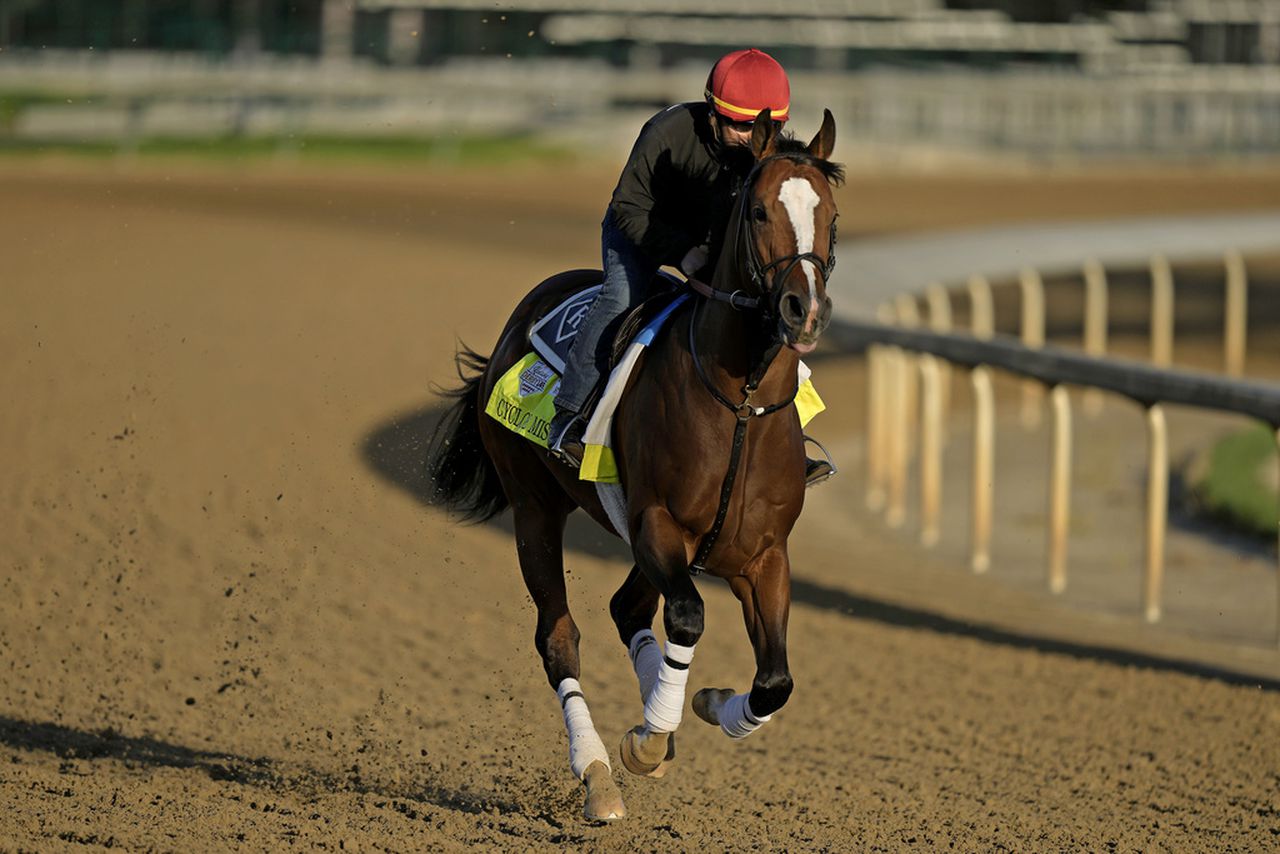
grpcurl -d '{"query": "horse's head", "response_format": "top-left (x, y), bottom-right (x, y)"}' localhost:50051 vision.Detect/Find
top-left (734, 109), bottom-right (843, 355)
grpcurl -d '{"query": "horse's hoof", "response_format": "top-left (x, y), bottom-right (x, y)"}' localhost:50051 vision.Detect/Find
top-left (618, 725), bottom-right (670, 777)
top-left (692, 688), bottom-right (735, 726)
top-left (581, 760), bottom-right (626, 822)
top-left (646, 733), bottom-right (677, 779)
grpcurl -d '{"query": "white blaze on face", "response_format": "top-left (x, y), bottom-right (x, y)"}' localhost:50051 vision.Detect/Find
top-left (777, 176), bottom-right (822, 330)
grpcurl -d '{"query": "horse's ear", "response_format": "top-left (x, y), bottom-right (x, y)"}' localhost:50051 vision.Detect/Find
top-left (807, 109), bottom-right (836, 161)
top-left (751, 108), bottom-right (778, 160)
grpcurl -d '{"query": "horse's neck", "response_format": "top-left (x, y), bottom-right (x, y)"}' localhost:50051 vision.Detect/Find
top-left (694, 299), bottom-right (799, 400)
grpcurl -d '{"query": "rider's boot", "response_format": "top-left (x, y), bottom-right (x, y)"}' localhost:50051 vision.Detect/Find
top-left (548, 408), bottom-right (586, 469)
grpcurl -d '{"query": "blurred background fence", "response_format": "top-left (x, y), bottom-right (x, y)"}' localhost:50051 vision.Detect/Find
top-left (2, 0), bottom-right (1279, 160)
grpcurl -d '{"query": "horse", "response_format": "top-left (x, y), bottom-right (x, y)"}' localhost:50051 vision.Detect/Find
top-left (427, 109), bottom-right (842, 821)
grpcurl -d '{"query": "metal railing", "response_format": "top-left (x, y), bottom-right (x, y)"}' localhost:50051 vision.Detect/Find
top-left (837, 251), bottom-right (1280, 644)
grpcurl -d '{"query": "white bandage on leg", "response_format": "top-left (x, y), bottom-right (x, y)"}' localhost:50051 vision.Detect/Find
top-left (628, 629), bottom-right (661, 704)
top-left (642, 641), bottom-right (694, 733)
top-left (718, 691), bottom-right (773, 739)
top-left (557, 678), bottom-right (611, 779)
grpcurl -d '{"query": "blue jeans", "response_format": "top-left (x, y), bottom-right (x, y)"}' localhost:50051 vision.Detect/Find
top-left (555, 211), bottom-right (659, 415)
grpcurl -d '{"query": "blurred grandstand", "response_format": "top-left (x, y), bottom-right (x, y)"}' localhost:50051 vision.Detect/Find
top-left (1, 0), bottom-right (1278, 161)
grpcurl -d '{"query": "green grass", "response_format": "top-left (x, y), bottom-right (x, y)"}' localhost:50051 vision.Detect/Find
top-left (1193, 424), bottom-right (1279, 539)
top-left (0, 133), bottom-right (574, 166)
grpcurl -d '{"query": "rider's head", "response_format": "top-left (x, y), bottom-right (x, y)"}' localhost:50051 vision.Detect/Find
top-left (705, 48), bottom-right (790, 150)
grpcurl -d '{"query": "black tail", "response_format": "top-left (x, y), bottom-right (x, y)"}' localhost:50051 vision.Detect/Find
top-left (425, 346), bottom-right (510, 522)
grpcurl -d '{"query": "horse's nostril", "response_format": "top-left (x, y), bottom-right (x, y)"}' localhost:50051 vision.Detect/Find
top-left (782, 293), bottom-right (806, 323)
top-left (818, 296), bottom-right (833, 328)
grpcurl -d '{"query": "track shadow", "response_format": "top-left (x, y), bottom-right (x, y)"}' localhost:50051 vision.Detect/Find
top-left (360, 403), bottom-right (631, 562)
top-left (788, 577), bottom-right (1280, 692)
top-left (0, 716), bottom-right (280, 787)
top-left (363, 391), bottom-right (1277, 692)
top-left (0, 715), bottom-right (520, 814)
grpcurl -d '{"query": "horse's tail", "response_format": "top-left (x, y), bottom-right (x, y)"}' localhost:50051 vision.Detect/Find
top-left (426, 345), bottom-right (510, 522)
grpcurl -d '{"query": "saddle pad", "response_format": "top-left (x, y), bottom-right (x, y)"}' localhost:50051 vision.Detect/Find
top-left (484, 291), bottom-right (693, 485)
top-left (529, 284), bottom-right (603, 374)
top-left (484, 285), bottom-right (826, 540)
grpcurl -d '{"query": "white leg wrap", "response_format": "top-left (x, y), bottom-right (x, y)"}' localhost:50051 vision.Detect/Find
top-left (719, 692), bottom-right (773, 739)
top-left (557, 678), bottom-right (611, 780)
top-left (642, 641), bottom-right (694, 734)
top-left (628, 629), bottom-right (661, 704)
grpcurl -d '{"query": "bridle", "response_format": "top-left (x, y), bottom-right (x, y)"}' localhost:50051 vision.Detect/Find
top-left (686, 152), bottom-right (837, 575)
top-left (687, 154), bottom-right (837, 316)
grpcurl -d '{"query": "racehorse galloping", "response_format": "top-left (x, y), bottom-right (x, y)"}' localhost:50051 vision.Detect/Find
top-left (428, 110), bottom-right (842, 821)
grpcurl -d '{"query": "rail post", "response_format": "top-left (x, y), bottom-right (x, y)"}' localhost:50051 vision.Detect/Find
top-left (1048, 385), bottom-right (1072, 594)
top-left (926, 283), bottom-right (953, 444)
top-left (865, 345), bottom-right (886, 511)
top-left (1151, 254), bottom-right (1174, 368)
top-left (1224, 249), bottom-right (1248, 378)
top-left (1083, 258), bottom-right (1108, 416)
top-left (886, 348), bottom-right (910, 529)
top-left (971, 366), bottom-right (995, 573)
top-left (866, 303), bottom-right (896, 511)
top-left (896, 295), bottom-right (921, 459)
top-left (926, 283), bottom-right (952, 333)
top-left (919, 356), bottom-right (943, 547)
top-left (1144, 404), bottom-right (1168, 623)
top-left (967, 274), bottom-right (995, 340)
top-left (1019, 267), bottom-right (1046, 429)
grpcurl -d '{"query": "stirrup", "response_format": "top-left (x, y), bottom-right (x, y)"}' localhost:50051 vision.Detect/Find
top-left (549, 412), bottom-right (586, 469)
top-left (803, 434), bottom-right (838, 488)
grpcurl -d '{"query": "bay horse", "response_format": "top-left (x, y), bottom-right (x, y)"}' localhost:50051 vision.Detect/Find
top-left (427, 110), bottom-right (842, 821)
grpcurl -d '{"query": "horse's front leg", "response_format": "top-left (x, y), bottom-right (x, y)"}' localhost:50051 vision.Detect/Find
top-left (692, 547), bottom-right (793, 738)
top-left (609, 565), bottom-right (678, 777)
top-left (619, 506), bottom-right (703, 776)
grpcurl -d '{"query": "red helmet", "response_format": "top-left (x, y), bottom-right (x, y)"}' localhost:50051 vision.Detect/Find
top-left (705, 48), bottom-right (790, 124)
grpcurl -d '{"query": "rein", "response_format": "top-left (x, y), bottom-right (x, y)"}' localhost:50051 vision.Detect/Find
top-left (688, 297), bottom-right (796, 575)
top-left (686, 154), bottom-right (832, 575)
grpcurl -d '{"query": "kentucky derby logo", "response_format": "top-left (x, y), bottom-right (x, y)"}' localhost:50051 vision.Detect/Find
top-left (518, 360), bottom-right (556, 397)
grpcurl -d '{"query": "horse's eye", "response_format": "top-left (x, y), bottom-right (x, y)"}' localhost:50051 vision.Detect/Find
top-left (751, 205), bottom-right (767, 223)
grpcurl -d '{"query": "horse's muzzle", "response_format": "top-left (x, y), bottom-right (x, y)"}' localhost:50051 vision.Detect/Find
top-left (778, 290), bottom-right (832, 353)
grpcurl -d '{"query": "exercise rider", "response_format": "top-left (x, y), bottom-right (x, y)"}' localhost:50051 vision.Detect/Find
top-left (548, 48), bottom-right (835, 487)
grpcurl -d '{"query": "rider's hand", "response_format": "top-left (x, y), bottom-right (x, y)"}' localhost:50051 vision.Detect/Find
top-left (680, 245), bottom-right (709, 278)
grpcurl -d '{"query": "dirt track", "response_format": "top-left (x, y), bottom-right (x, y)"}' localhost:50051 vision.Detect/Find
top-left (3, 158), bottom-right (1280, 851)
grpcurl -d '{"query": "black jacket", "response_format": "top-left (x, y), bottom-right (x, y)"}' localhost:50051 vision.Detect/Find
top-left (607, 101), bottom-right (752, 273)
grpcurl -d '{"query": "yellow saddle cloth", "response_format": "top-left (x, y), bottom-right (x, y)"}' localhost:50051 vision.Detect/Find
top-left (484, 350), bottom-right (824, 484)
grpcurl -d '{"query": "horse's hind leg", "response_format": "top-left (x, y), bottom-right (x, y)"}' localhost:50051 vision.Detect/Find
top-left (512, 501), bottom-right (625, 821)
top-left (609, 566), bottom-right (676, 777)
top-left (618, 507), bottom-right (704, 776)
top-left (692, 547), bottom-right (793, 739)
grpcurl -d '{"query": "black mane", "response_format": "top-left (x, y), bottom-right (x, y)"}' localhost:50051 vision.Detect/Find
top-left (770, 133), bottom-right (846, 186)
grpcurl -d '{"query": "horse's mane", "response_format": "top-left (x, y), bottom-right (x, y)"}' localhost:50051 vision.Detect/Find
top-left (770, 133), bottom-right (846, 187)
